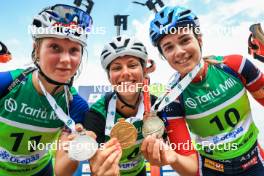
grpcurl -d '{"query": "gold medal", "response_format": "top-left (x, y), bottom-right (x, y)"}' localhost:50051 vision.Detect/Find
top-left (142, 111), bottom-right (165, 138)
top-left (110, 118), bottom-right (137, 149)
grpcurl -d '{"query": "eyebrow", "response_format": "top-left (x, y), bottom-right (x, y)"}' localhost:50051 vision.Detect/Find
top-left (161, 34), bottom-right (191, 48)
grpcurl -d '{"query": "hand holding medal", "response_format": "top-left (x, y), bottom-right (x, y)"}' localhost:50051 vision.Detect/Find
top-left (142, 78), bottom-right (165, 138)
top-left (38, 76), bottom-right (98, 161)
top-left (68, 127), bottom-right (98, 161)
top-left (110, 118), bottom-right (137, 149)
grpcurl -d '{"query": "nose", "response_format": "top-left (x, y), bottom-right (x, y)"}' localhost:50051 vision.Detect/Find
top-left (120, 66), bottom-right (131, 78)
top-left (174, 45), bottom-right (186, 60)
top-left (60, 52), bottom-right (71, 63)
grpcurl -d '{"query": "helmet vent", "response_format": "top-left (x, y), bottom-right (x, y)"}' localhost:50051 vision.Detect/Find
top-left (116, 36), bottom-right (122, 41)
top-left (160, 11), bottom-right (164, 18)
top-left (33, 19), bottom-right (42, 27)
top-left (179, 9), bottom-right (191, 17)
top-left (133, 43), bottom-right (144, 47)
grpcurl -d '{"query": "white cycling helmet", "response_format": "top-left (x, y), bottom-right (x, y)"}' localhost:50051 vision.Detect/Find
top-left (30, 4), bottom-right (93, 46)
top-left (100, 35), bottom-right (148, 70)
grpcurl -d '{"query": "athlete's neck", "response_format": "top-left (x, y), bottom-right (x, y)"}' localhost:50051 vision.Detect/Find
top-left (193, 61), bottom-right (208, 82)
top-left (116, 93), bottom-right (140, 117)
top-left (33, 71), bottom-right (63, 95)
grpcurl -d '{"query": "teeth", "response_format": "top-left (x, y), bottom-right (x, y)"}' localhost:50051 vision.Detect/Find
top-left (177, 57), bottom-right (189, 64)
top-left (120, 81), bottom-right (133, 85)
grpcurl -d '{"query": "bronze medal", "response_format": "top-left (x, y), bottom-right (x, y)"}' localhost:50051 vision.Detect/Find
top-left (110, 118), bottom-right (137, 149)
top-left (142, 112), bottom-right (165, 138)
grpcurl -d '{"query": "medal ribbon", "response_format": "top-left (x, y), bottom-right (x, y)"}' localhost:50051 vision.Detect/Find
top-left (152, 58), bottom-right (204, 112)
top-left (105, 93), bottom-right (144, 136)
top-left (37, 73), bottom-right (76, 132)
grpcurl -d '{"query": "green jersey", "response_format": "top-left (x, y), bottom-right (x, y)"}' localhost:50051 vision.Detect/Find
top-left (90, 95), bottom-right (145, 176)
top-left (183, 56), bottom-right (258, 160)
top-left (0, 69), bottom-right (77, 175)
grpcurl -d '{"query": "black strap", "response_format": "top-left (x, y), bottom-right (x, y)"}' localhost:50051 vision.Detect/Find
top-left (1, 67), bottom-right (37, 99)
top-left (104, 91), bottom-right (115, 114)
top-left (35, 63), bottom-right (72, 86)
top-left (116, 92), bottom-right (140, 109)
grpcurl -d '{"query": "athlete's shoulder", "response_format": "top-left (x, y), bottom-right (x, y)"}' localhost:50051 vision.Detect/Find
top-left (0, 69), bottom-right (24, 97)
top-left (89, 94), bottom-right (109, 118)
top-left (223, 54), bottom-right (262, 87)
top-left (222, 54), bottom-right (244, 72)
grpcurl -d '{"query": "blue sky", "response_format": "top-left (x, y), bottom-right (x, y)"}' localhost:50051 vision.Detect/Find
top-left (1, 0), bottom-right (264, 143)
top-left (0, 0), bottom-right (148, 67)
top-left (1, 0), bottom-right (264, 84)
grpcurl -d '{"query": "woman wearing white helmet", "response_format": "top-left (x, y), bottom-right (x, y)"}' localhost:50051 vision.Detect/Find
top-left (83, 35), bottom-right (197, 176)
top-left (0, 4), bottom-right (120, 176)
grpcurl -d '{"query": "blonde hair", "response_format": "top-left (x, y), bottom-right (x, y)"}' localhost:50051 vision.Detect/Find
top-left (31, 38), bottom-right (43, 63)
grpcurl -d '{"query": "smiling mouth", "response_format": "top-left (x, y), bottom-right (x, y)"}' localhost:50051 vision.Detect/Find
top-left (175, 56), bottom-right (191, 64)
top-left (117, 81), bottom-right (136, 85)
top-left (56, 68), bottom-right (71, 72)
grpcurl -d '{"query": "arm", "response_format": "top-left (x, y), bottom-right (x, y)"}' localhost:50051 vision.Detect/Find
top-left (54, 128), bottom-right (79, 176)
top-left (54, 93), bottom-right (89, 176)
top-left (224, 55), bottom-right (264, 106)
top-left (141, 117), bottom-right (197, 176)
top-left (166, 117), bottom-right (197, 175)
top-left (54, 124), bottom-right (97, 176)
top-left (83, 110), bottom-right (122, 175)
top-left (142, 97), bottom-right (198, 175)
top-left (0, 71), bottom-right (13, 97)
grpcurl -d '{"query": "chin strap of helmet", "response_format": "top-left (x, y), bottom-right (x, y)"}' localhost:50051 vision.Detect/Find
top-left (35, 63), bottom-right (73, 87)
top-left (248, 23), bottom-right (264, 62)
top-left (116, 91), bottom-right (140, 109)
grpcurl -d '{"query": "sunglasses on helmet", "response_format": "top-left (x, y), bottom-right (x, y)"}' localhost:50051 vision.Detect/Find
top-left (42, 4), bottom-right (92, 30)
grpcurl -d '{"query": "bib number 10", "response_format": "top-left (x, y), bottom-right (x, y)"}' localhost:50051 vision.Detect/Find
top-left (209, 108), bottom-right (240, 131)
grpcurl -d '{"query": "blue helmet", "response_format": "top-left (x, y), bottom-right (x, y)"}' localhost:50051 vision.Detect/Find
top-left (149, 6), bottom-right (200, 46)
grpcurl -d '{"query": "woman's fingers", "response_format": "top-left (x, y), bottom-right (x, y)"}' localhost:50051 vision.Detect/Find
top-left (141, 136), bottom-right (151, 159)
top-left (96, 149), bottom-right (122, 176)
top-left (141, 136), bottom-right (166, 166)
top-left (151, 139), bottom-right (161, 163)
top-left (90, 139), bottom-right (121, 174)
top-left (146, 136), bottom-right (156, 158)
top-left (85, 130), bottom-right (97, 140)
top-left (102, 138), bottom-right (119, 149)
top-left (75, 123), bottom-right (84, 132)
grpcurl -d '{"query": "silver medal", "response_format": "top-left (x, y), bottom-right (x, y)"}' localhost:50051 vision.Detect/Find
top-left (142, 112), bottom-right (165, 138)
top-left (68, 134), bottom-right (98, 161)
